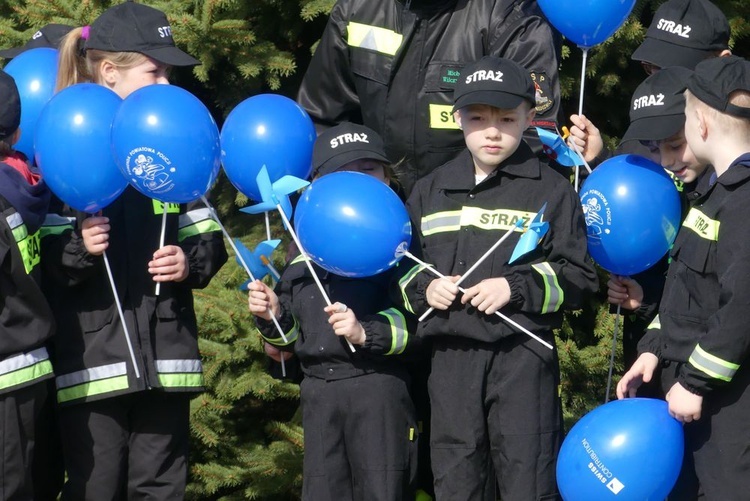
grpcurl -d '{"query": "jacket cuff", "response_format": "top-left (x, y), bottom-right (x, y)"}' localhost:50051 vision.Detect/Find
top-left (506, 273), bottom-right (525, 307)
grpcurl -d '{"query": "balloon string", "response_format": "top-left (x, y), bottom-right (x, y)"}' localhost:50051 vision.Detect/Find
top-left (200, 196), bottom-right (290, 375)
top-left (605, 303), bottom-right (621, 403)
top-left (274, 202), bottom-right (356, 353)
top-left (154, 208), bottom-right (168, 296)
top-left (403, 250), bottom-right (553, 350)
top-left (103, 250), bottom-right (141, 379)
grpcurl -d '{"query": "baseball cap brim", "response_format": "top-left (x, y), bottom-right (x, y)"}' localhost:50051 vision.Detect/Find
top-left (621, 114), bottom-right (686, 143)
top-left (142, 46), bottom-right (200, 67)
top-left (315, 149), bottom-right (390, 177)
top-left (632, 37), bottom-right (715, 71)
top-left (0, 46), bottom-right (23, 59)
top-left (452, 91), bottom-right (526, 113)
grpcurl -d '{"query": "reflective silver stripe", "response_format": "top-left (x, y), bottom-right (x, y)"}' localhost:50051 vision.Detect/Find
top-left (688, 344), bottom-right (739, 382)
top-left (531, 262), bottom-right (563, 313)
top-left (42, 214), bottom-right (75, 226)
top-left (421, 211), bottom-right (462, 236)
top-left (155, 359), bottom-right (202, 373)
top-left (346, 22), bottom-right (403, 56)
top-left (55, 362), bottom-right (127, 389)
top-left (377, 308), bottom-right (408, 355)
top-left (263, 318), bottom-right (300, 346)
top-left (398, 263), bottom-right (429, 313)
top-left (647, 315), bottom-right (661, 330)
top-left (0, 347), bottom-right (49, 376)
top-left (6, 212), bottom-right (22, 230)
top-left (178, 208), bottom-right (212, 228)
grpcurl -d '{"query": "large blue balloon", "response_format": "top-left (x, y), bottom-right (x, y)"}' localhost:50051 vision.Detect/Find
top-left (4, 47), bottom-right (59, 160)
top-left (538, 0), bottom-right (636, 48)
top-left (111, 84), bottom-right (221, 203)
top-left (294, 172), bottom-right (411, 277)
top-left (557, 398), bottom-right (684, 500)
top-left (579, 155), bottom-right (681, 276)
top-left (34, 84), bottom-right (126, 213)
top-left (221, 94), bottom-right (315, 202)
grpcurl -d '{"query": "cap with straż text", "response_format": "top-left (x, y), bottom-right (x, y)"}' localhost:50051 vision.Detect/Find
top-left (452, 56), bottom-right (535, 113)
top-left (312, 123), bottom-right (390, 177)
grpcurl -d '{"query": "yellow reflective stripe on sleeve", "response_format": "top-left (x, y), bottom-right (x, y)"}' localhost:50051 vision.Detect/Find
top-left (263, 318), bottom-right (300, 346)
top-left (178, 208), bottom-right (221, 242)
top-left (429, 104), bottom-right (460, 130)
top-left (346, 22), bottom-right (403, 56)
top-left (682, 208), bottom-right (720, 241)
top-left (421, 207), bottom-right (532, 236)
top-left (647, 315), bottom-right (661, 330)
top-left (688, 344), bottom-right (739, 382)
top-left (399, 263), bottom-right (428, 313)
top-left (531, 262), bottom-right (563, 313)
top-left (377, 307), bottom-right (408, 355)
top-left (290, 254), bottom-right (311, 266)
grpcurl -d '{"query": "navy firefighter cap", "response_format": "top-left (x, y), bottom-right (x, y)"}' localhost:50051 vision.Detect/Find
top-left (452, 56), bottom-right (536, 113)
top-left (312, 123), bottom-right (390, 178)
top-left (687, 55), bottom-right (750, 119)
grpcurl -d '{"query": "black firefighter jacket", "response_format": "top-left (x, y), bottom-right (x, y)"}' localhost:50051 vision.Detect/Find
top-left (398, 144), bottom-right (598, 343)
top-left (297, 0), bottom-right (561, 194)
top-left (41, 187), bottom-right (227, 405)
top-left (639, 155), bottom-right (750, 396)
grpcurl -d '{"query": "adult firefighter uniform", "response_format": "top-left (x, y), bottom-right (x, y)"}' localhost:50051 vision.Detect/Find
top-left (638, 154), bottom-right (750, 498)
top-left (398, 144), bottom-right (598, 500)
top-left (297, 0), bottom-right (561, 195)
top-left (41, 187), bottom-right (227, 499)
top-left (0, 154), bottom-right (56, 501)
top-left (255, 255), bottom-right (420, 501)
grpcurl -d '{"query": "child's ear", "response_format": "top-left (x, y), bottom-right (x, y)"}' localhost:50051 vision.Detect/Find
top-left (99, 60), bottom-right (120, 86)
top-left (525, 106), bottom-right (536, 127)
top-left (453, 110), bottom-right (462, 130)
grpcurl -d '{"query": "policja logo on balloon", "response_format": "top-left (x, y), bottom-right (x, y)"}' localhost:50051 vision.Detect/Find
top-left (580, 189), bottom-right (611, 238)
top-left (122, 146), bottom-right (175, 196)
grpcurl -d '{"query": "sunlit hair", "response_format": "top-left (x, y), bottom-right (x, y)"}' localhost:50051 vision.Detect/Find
top-left (685, 88), bottom-right (750, 138)
top-left (56, 27), bottom-right (149, 91)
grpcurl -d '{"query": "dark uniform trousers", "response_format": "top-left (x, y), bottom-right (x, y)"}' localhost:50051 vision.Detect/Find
top-left (301, 372), bottom-right (419, 501)
top-left (428, 335), bottom-right (563, 501)
top-left (59, 391), bottom-right (190, 500)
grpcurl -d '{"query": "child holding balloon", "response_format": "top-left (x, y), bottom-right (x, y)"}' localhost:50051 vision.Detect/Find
top-left (397, 56), bottom-right (597, 500)
top-left (249, 122), bottom-right (421, 501)
top-left (41, 2), bottom-right (227, 499)
top-left (0, 69), bottom-right (59, 501)
top-left (618, 55), bottom-right (750, 498)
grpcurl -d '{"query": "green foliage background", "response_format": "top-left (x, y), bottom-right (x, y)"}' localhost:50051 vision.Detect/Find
top-left (2, 0), bottom-right (749, 498)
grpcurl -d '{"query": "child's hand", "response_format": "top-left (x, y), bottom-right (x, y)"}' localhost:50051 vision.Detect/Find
top-left (607, 274), bottom-right (644, 311)
top-left (248, 280), bottom-right (280, 321)
top-left (666, 382), bottom-right (703, 423)
top-left (460, 277), bottom-right (511, 314)
top-left (567, 114), bottom-right (603, 163)
top-left (324, 302), bottom-right (366, 345)
top-left (426, 276), bottom-right (460, 310)
top-left (149, 245), bottom-right (188, 282)
top-left (264, 342), bottom-right (293, 362)
top-left (616, 352), bottom-right (659, 399)
top-left (81, 216), bottom-right (110, 256)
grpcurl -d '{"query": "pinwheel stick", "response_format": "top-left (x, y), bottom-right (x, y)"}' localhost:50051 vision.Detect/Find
top-left (274, 202), bottom-right (357, 353)
top-left (154, 208), bottom-right (168, 296)
top-left (200, 196), bottom-right (290, 377)
top-left (402, 250), bottom-right (552, 350)
top-left (419, 218), bottom-right (525, 322)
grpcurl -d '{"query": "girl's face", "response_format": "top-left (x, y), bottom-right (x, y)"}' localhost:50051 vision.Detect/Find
top-left (335, 158), bottom-right (387, 183)
top-left (105, 57), bottom-right (171, 99)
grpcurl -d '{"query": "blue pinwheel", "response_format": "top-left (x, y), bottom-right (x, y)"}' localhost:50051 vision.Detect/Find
top-left (239, 165), bottom-right (309, 226)
top-left (235, 238), bottom-right (282, 289)
top-left (509, 203), bottom-right (549, 264)
top-left (536, 127), bottom-right (584, 167)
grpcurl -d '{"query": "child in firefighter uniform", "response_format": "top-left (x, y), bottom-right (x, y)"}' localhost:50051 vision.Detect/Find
top-left (398, 56), bottom-right (597, 500)
top-left (0, 70), bottom-right (57, 500)
top-left (249, 123), bottom-right (420, 501)
top-left (618, 55), bottom-right (750, 498)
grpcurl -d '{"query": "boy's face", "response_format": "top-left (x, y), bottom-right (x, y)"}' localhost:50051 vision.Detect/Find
top-left (643, 128), bottom-right (706, 183)
top-left (454, 102), bottom-right (534, 174)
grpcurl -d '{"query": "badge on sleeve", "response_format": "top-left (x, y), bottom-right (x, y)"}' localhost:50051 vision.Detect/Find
top-left (530, 72), bottom-right (553, 115)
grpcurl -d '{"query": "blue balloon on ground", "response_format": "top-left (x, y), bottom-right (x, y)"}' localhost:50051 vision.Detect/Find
top-left (579, 155), bottom-right (681, 276)
top-left (538, 0), bottom-right (636, 48)
top-left (34, 83), bottom-right (125, 213)
top-left (4, 47), bottom-right (59, 160)
top-left (221, 94), bottom-right (315, 202)
top-left (111, 84), bottom-right (221, 203)
top-left (294, 172), bottom-right (411, 277)
top-left (557, 398), bottom-right (684, 500)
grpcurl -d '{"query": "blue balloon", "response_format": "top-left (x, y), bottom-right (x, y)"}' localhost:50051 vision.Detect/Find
top-left (34, 83), bottom-right (126, 213)
top-left (294, 172), bottom-right (411, 277)
top-left (557, 398), bottom-right (684, 500)
top-left (221, 94), bottom-right (315, 201)
top-left (538, 0), bottom-right (636, 48)
top-left (111, 84), bottom-right (221, 203)
top-left (579, 155), bottom-right (681, 276)
top-left (4, 47), bottom-right (59, 160)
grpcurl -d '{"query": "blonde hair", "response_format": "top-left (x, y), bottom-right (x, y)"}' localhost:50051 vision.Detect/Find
top-left (55, 27), bottom-right (148, 91)
top-left (685, 88), bottom-right (750, 138)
